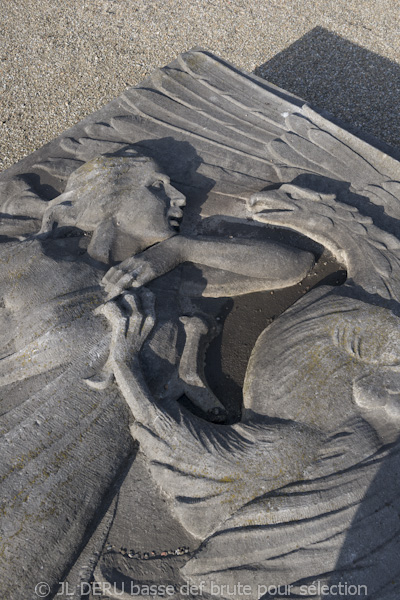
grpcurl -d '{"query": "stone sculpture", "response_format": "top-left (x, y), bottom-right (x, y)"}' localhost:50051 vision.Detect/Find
top-left (1, 50), bottom-right (400, 600)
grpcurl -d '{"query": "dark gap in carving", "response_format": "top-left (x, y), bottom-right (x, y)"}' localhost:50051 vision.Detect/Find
top-left (205, 252), bottom-right (347, 421)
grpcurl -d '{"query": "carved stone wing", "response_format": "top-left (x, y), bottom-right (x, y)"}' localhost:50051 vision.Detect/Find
top-left (250, 183), bottom-right (400, 301)
top-left (182, 431), bottom-right (400, 599)
top-left (4, 49), bottom-right (400, 235)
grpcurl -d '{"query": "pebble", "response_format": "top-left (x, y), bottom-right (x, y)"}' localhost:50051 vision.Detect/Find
top-left (1, 1), bottom-right (399, 173)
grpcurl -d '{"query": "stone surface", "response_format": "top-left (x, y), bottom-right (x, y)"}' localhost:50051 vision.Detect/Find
top-left (1, 50), bottom-right (400, 600)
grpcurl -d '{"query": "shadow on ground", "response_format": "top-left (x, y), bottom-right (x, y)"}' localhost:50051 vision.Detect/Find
top-left (255, 27), bottom-right (400, 159)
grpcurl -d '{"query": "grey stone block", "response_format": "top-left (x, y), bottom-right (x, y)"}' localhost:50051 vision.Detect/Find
top-left (1, 49), bottom-right (400, 600)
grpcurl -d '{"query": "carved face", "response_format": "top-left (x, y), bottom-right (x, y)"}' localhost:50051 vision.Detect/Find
top-left (41, 154), bottom-right (186, 262)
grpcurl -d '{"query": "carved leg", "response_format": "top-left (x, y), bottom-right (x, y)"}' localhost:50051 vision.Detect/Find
top-left (179, 315), bottom-right (227, 422)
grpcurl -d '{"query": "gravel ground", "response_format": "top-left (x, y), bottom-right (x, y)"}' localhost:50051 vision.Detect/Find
top-left (1, 0), bottom-right (399, 172)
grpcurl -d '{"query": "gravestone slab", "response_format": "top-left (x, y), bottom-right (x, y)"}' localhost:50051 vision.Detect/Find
top-left (1, 49), bottom-right (400, 600)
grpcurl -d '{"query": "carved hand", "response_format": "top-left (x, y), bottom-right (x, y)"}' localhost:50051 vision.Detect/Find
top-left (102, 254), bottom-right (160, 298)
top-left (84, 290), bottom-right (155, 389)
top-left (100, 290), bottom-right (155, 364)
top-left (102, 236), bottom-right (184, 299)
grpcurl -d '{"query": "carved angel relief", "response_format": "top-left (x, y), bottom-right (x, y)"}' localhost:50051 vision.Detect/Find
top-left (1, 50), bottom-right (400, 600)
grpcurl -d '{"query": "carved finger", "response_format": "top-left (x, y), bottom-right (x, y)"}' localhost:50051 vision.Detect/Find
top-left (104, 273), bottom-right (135, 300)
top-left (84, 369), bottom-right (114, 390)
top-left (40, 203), bottom-right (76, 234)
top-left (121, 290), bottom-right (155, 350)
top-left (102, 265), bottom-right (119, 287)
top-left (39, 207), bottom-right (59, 234)
top-left (96, 299), bottom-right (123, 323)
top-left (119, 293), bottom-right (142, 339)
top-left (118, 268), bottom-right (146, 290)
top-left (95, 299), bottom-right (129, 363)
top-left (85, 300), bottom-right (128, 387)
top-left (120, 291), bottom-right (141, 315)
top-left (102, 265), bottom-right (132, 289)
top-left (138, 289), bottom-right (156, 342)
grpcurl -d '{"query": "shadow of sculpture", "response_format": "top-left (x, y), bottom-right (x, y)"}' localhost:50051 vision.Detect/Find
top-left (255, 27), bottom-right (400, 159)
top-left (325, 433), bottom-right (400, 599)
